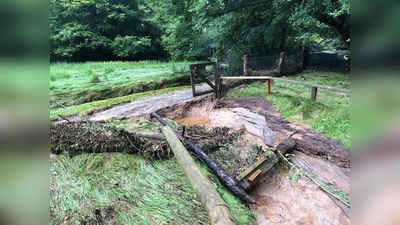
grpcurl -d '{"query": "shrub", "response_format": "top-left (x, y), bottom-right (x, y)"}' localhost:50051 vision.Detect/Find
top-left (90, 74), bottom-right (100, 83)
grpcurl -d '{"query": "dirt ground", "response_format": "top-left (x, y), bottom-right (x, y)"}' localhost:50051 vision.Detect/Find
top-left (156, 96), bottom-right (350, 224)
top-left (89, 85), bottom-right (213, 121)
top-left (155, 96), bottom-right (349, 169)
top-left (86, 90), bottom-right (350, 224)
top-left (214, 97), bottom-right (350, 169)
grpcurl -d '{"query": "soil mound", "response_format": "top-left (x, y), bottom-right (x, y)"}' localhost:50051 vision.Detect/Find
top-left (216, 96), bottom-right (350, 168)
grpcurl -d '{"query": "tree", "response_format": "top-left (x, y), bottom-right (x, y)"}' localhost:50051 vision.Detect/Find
top-left (51, 0), bottom-right (350, 62)
top-left (290, 0), bottom-right (350, 49)
top-left (50, 0), bottom-right (166, 61)
top-left (204, 0), bottom-right (350, 56)
top-left (145, 0), bottom-right (216, 61)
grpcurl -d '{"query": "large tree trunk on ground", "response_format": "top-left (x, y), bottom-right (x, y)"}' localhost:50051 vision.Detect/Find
top-left (161, 126), bottom-right (236, 225)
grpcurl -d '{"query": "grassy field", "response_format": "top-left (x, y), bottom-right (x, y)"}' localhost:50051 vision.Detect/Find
top-left (50, 61), bottom-right (198, 108)
top-left (226, 71), bottom-right (350, 149)
top-left (50, 154), bottom-right (255, 225)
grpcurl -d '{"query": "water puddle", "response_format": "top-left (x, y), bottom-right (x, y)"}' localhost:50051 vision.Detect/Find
top-left (176, 116), bottom-right (210, 125)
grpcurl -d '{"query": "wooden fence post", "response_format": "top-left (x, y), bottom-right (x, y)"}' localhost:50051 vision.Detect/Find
top-left (189, 65), bottom-right (196, 97)
top-left (243, 55), bottom-right (248, 76)
top-left (214, 60), bottom-right (221, 98)
top-left (311, 87), bottom-right (318, 101)
top-left (301, 46), bottom-right (308, 71)
top-left (266, 79), bottom-right (271, 95)
top-left (277, 52), bottom-right (285, 76)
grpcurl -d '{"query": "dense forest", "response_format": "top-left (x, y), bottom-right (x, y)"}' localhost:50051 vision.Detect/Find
top-left (50, 0), bottom-right (349, 62)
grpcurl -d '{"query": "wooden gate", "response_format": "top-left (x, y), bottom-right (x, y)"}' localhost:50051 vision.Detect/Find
top-left (189, 62), bottom-right (221, 98)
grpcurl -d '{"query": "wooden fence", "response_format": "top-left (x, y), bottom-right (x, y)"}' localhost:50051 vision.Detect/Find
top-left (221, 76), bottom-right (349, 101)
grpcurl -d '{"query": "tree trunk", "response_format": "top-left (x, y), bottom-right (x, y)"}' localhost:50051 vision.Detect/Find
top-left (162, 126), bottom-right (236, 225)
top-left (317, 16), bottom-right (350, 50)
top-left (279, 28), bottom-right (286, 52)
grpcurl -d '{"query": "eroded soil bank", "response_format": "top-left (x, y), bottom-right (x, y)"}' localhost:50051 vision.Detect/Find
top-left (78, 92), bottom-right (350, 224)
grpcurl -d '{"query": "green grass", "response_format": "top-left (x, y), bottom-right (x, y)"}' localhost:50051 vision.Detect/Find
top-left (226, 71), bottom-right (350, 149)
top-left (50, 60), bottom-right (200, 107)
top-left (50, 153), bottom-right (256, 224)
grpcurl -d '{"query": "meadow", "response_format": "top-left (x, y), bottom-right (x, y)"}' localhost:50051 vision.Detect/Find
top-left (50, 61), bottom-right (197, 109)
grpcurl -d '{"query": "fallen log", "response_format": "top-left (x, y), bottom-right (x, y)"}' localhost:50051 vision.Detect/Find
top-left (134, 131), bottom-right (166, 140)
top-left (162, 125), bottom-right (236, 225)
top-left (150, 112), bottom-right (256, 204)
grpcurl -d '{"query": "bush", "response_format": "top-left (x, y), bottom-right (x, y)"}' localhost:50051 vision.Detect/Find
top-left (90, 74), bottom-right (100, 83)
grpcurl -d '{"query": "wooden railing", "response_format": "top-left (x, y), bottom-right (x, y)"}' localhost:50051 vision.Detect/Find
top-left (221, 76), bottom-right (349, 101)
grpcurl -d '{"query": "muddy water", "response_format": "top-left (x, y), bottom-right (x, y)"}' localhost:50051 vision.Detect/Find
top-left (176, 116), bottom-right (210, 125)
top-left (250, 166), bottom-right (350, 225)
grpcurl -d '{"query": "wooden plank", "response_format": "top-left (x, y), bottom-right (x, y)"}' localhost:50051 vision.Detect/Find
top-left (236, 138), bottom-right (295, 190)
top-left (194, 89), bottom-right (214, 97)
top-left (221, 76), bottom-right (350, 93)
top-left (291, 150), bottom-right (350, 218)
top-left (248, 169), bottom-right (262, 181)
top-left (311, 87), bottom-right (318, 101)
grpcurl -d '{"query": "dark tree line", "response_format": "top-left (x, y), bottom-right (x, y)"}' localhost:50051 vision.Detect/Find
top-left (50, 0), bottom-right (350, 62)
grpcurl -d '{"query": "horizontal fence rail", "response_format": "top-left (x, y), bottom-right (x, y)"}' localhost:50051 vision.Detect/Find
top-left (221, 76), bottom-right (350, 93)
top-left (221, 76), bottom-right (349, 101)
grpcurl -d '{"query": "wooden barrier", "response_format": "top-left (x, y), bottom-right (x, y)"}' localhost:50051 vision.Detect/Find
top-left (189, 62), bottom-right (222, 98)
top-left (221, 76), bottom-right (349, 101)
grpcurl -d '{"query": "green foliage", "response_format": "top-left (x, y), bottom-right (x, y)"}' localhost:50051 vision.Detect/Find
top-left (112, 35), bottom-right (152, 58)
top-left (51, 0), bottom-right (350, 61)
top-left (50, 0), bottom-right (166, 61)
